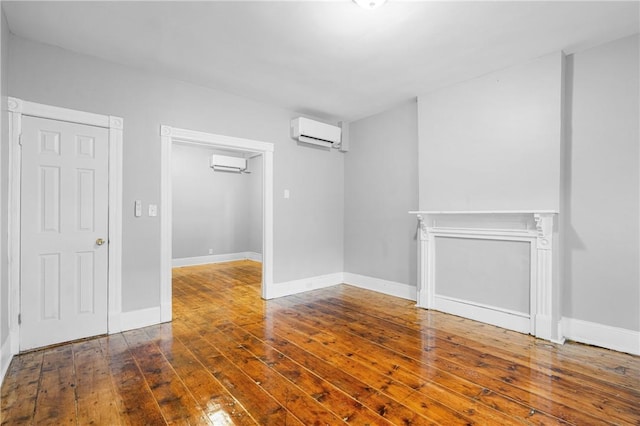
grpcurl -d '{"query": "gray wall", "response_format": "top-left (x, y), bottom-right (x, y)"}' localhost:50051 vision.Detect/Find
top-left (345, 37), bottom-right (639, 333)
top-left (8, 35), bottom-right (344, 312)
top-left (172, 144), bottom-right (261, 259)
top-left (418, 52), bottom-right (563, 212)
top-left (435, 238), bottom-right (531, 314)
top-left (344, 100), bottom-right (418, 286)
top-left (412, 38), bottom-right (639, 332)
top-left (565, 35), bottom-right (639, 331)
top-left (1, 9), bottom-right (9, 346)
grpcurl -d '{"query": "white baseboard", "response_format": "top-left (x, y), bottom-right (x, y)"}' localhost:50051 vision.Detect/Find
top-left (245, 252), bottom-right (263, 262)
top-left (343, 273), bottom-right (416, 301)
top-left (119, 307), bottom-right (162, 332)
top-left (434, 295), bottom-right (532, 335)
top-left (172, 252), bottom-right (262, 267)
top-left (267, 273), bottom-right (344, 299)
top-left (562, 317), bottom-right (640, 355)
top-left (0, 335), bottom-right (13, 385)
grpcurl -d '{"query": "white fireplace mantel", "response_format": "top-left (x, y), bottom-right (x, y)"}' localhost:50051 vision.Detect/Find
top-left (409, 210), bottom-right (563, 344)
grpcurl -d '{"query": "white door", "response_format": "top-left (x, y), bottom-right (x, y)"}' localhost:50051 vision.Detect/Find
top-left (20, 116), bottom-right (109, 351)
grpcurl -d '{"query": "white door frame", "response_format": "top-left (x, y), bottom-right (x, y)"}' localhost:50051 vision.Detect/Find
top-left (7, 97), bottom-right (123, 354)
top-left (159, 125), bottom-right (274, 321)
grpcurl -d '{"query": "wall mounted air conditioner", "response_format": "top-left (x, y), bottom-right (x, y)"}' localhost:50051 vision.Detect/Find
top-left (291, 117), bottom-right (342, 148)
top-left (210, 155), bottom-right (247, 173)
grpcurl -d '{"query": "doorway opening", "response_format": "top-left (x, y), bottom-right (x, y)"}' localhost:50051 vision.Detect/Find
top-left (159, 126), bottom-right (274, 323)
top-left (171, 143), bottom-right (263, 267)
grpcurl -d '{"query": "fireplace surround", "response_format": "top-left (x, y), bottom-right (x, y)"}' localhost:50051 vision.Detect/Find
top-left (410, 211), bottom-right (563, 343)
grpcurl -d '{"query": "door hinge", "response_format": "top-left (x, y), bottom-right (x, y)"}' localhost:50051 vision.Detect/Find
top-left (18, 133), bottom-right (23, 146)
top-left (17, 314), bottom-right (21, 325)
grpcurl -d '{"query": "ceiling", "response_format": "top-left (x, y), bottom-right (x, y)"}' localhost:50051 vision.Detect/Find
top-left (3, 1), bottom-right (639, 122)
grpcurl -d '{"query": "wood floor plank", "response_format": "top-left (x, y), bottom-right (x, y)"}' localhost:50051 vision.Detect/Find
top-left (123, 328), bottom-right (212, 425)
top-left (0, 350), bottom-right (43, 424)
top-left (218, 321), bottom-right (397, 425)
top-left (201, 323), bottom-right (347, 425)
top-left (32, 346), bottom-right (77, 425)
top-left (3, 260), bottom-right (640, 425)
top-left (244, 321), bottom-right (444, 426)
top-left (100, 333), bottom-right (167, 425)
top-left (73, 338), bottom-right (122, 425)
top-left (143, 323), bottom-right (258, 426)
top-left (176, 323), bottom-right (303, 425)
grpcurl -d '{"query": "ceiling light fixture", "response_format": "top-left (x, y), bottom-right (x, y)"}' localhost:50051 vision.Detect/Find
top-left (353, 0), bottom-right (387, 10)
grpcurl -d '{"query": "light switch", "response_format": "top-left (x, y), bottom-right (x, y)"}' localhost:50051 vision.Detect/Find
top-left (134, 200), bottom-right (142, 217)
top-left (148, 204), bottom-right (158, 217)
top-left (284, 189), bottom-right (290, 199)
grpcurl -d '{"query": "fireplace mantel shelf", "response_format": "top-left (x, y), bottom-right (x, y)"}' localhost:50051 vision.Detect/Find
top-left (409, 210), bottom-right (558, 215)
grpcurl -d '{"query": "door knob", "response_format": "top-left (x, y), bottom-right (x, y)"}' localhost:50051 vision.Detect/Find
top-left (96, 238), bottom-right (106, 246)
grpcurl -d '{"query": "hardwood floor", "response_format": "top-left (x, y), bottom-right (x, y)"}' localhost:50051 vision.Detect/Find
top-left (2, 260), bottom-right (639, 425)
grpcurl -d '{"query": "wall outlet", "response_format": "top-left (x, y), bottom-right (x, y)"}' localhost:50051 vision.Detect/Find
top-left (208, 249), bottom-right (214, 255)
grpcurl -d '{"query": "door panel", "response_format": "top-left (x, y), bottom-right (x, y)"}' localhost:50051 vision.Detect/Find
top-left (20, 116), bottom-right (109, 351)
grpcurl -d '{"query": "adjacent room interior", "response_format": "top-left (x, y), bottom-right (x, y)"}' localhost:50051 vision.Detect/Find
top-left (172, 144), bottom-right (263, 268)
top-left (0, 1), bottom-right (638, 424)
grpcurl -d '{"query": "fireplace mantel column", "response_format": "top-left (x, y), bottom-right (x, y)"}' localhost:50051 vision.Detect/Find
top-left (415, 214), bottom-right (433, 309)
top-left (534, 213), bottom-right (562, 342)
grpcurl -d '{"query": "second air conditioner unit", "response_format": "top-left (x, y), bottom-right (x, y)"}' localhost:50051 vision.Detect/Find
top-left (210, 155), bottom-right (247, 172)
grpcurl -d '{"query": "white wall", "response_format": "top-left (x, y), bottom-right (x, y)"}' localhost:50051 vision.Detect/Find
top-left (0, 8), bottom-right (9, 354)
top-left (418, 52), bottom-right (563, 212)
top-left (8, 35), bottom-right (344, 312)
top-left (172, 144), bottom-right (259, 259)
top-left (344, 100), bottom-right (418, 286)
top-left (565, 35), bottom-right (639, 332)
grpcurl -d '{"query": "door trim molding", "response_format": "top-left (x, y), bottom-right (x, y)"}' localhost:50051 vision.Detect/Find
top-left (159, 125), bottom-right (274, 322)
top-left (7, 97), bottom-right (123, 353)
